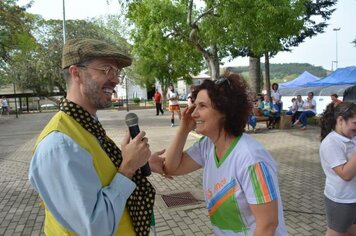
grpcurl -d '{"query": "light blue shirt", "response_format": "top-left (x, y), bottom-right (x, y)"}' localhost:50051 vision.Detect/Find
top-left (29, 131), bottom-right (136, 236)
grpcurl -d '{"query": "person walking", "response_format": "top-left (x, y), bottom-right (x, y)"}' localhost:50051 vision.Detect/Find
top-left (167, 84), bottom-right (181, 127)
top-left (153, 89), bottom-right (164, 115)
top-left (1, 96), bottom-right (9, 116)
top-left (28, 38), bottom-right (165, 236)
top-left (163, 73), bottom-right (287, 235)
top-left (320, 102), bottom-right (356, 236)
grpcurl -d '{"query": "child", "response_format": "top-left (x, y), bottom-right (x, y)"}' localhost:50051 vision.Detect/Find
top-left (320, 102), bottom-right (356, 236)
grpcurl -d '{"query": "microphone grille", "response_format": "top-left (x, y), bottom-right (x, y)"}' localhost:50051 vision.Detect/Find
top-left (125, 113), bottom-right (139, 127)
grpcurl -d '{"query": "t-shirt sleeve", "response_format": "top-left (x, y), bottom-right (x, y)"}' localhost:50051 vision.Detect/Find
top-left (237, 145), bottom-right (279, 205)
top-left (186, 136), bottom-right (209, 167)
top-left (242, 161), bottom-right (278, 204)
top-left (320, 138), bottom-right (347, 168)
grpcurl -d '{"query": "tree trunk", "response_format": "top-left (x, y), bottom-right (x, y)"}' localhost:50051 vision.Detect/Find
top-left (204, 45), bottom-right (219, 80)
top-left (248, 56), bottom-right (261, 93)
top-left (264, 53), bottom-right (271, 97)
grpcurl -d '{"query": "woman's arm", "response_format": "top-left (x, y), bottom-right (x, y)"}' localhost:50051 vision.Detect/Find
top-left (333, 151), bottom-right (356, 181)
top-left (250, 200), bottom-right (279, 236)
top-left (164, 106), bottom-right (201, 175)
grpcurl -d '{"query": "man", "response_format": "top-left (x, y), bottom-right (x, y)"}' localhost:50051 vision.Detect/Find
top-left (167, 84), bottom-right (181, 127)
top-left (1, 96), bottom-right (9, 115)
top-left (153, 88), bottom-right (164, 115)
top-left (29, 38), bottom-right (164, 236)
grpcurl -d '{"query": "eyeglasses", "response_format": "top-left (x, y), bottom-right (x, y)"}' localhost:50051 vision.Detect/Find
top-left (214, 76), bottom-right (231, 86)
top-left (342, 102), bottom-right (355, 114)
top-left (77, 65), bottom-right (122, 80)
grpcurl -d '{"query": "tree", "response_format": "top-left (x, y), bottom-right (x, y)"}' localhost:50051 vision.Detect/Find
top-left (125, 0), bottom-right (203, 100)
top-left (0, 0), bottom-right (36, 86)
top-left (246, 0), bottom-right (336, 95)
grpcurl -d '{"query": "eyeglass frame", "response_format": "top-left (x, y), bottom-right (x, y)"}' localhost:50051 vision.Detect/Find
top-left (341, 102), bottom-right (356, 115)
top-left (214, 76), bottom-right (231, 86)
top-left (76, 64), bottom-right (122, 80)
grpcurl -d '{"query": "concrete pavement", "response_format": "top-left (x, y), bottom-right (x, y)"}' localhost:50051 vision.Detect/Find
top-left (0, 108), bottom-right (327, 235)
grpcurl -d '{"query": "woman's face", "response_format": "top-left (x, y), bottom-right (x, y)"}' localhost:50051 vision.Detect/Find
top-left (336, 115), bottom-right (356, 139)
top-left (191, 90), bottom-right (224, 137)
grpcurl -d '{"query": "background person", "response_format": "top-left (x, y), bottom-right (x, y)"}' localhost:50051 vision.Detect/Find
top-left (29, 38), bottom-right (164, 236)
top-left (259, 95), bottom-right (280, 129)
top-left (320, 102), bottom-right (356, 236)
top-left (163, 73), bottom-right (287, 235)
top-left (293, 92), bottom-right (316, 130)
top-left (167, 84), bottom-right (181, 127)
top-left (187, 85), bottom-right (196, 107)
top-left (271, 83), bottom-right (282, 113)
top-left (153, 88), bottom-right (164, 115)
top-left (1, 96), bottom-right (9, 116)
top-left (330, 93), bottom-right (342, 107)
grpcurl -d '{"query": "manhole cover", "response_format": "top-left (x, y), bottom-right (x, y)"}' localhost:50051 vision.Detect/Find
top-left (161, 191), bottom-right (201, 208)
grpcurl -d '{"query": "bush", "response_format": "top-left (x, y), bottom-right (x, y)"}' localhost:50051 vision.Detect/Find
top-left (133, 97), bottom-right (140, 105)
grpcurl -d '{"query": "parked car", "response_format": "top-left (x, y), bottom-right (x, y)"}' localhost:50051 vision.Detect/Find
top-left (179, 95), bottom-right (187, 101)
top-left (40, 103), bottom-right (58, 110)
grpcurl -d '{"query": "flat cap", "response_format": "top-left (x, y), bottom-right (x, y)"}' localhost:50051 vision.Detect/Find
top-left (62, 38), bottom-right (132, 69)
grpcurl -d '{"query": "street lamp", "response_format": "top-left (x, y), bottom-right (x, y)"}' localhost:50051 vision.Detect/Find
top-left (333, 27), bottom-right (341, 70)
top-left (62, 0), bottom-right (67, 43)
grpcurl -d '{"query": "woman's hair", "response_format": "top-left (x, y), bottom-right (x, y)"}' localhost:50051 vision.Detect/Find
top-left (320, 101), bottom-right (356, 141)
top-left (272, 83), bottom-right (279, 90)
top-left (191, 72), bottom-right (251, 137)
top-left (331, 93), bottom-right (338, 98)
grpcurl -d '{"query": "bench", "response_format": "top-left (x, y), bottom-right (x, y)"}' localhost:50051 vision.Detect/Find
top-left (247, 107), bottom-right (269, 129)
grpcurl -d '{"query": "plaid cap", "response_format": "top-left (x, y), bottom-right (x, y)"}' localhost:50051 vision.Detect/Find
top-left (62, 38), bottom-right (132, 69)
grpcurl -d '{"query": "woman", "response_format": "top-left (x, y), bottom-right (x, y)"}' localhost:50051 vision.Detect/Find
top-left (259, 95), bottom-right (280, 129)
top-left (163, 73), bottom-right (287, 235)
top-left (320, 102), bottom-right (356, 236)
top-left (271, 83), bottom-right (282, 113)
top-left (167, 84), bottom-right (181, 127)
top-left (293, 92), bottom-right (316, 130)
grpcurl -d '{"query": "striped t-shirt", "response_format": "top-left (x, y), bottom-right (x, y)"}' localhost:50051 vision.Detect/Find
top-left (186, 134), bottom-right (287, 235)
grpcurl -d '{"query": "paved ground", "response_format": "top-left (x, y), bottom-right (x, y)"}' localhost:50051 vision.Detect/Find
top-left (0, 108), bottom-right (327, 235)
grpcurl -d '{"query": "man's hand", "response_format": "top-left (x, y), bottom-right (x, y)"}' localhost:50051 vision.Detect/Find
top-left (119, 131), bottom-right (151, 178)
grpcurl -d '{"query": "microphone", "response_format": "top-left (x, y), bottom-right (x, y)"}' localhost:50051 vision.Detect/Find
top-left (125, 113), bottom-right (151, 177)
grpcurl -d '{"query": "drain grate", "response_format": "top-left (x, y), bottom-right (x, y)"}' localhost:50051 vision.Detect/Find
top-left (161, 191), bottom-right (201, 208)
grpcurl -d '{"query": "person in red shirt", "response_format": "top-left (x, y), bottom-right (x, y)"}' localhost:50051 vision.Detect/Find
top-left (153, 89), bottom-right (164, 115)
top-left (330, 94), bottom-right (342, 107)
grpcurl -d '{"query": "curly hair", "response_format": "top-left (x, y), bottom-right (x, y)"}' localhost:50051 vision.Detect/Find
top-left (320, 101), bottom-right (356, 141)
top-left (272, 83), bottom-right (279, 90)
top-left (191, 72), bottom-right (251, 137)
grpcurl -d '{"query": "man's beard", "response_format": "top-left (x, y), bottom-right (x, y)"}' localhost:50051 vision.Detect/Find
top-left (83, 78), bottom-right (112, 109)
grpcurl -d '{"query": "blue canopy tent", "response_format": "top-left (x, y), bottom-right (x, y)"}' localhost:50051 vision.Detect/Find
top-left (303, 66), bottom-right (356, 87)
top-left (279, 71), bottom-right (319, 88)
top-left (280, 67), bottom-right (356, 114)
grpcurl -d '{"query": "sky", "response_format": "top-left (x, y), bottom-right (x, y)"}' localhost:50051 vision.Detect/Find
top-left (18, 0), bottom-right (356, 71)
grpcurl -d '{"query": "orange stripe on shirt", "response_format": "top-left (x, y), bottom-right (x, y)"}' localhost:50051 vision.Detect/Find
top-left (209, 185), bottom-right (238, 216)
top-left (255, 164), bottom-right (271, 202)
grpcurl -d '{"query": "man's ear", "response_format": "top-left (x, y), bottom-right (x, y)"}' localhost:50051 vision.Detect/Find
top-left (68, 65), bottom-right (82, 83)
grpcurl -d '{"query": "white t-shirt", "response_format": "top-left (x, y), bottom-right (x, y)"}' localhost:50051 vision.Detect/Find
top-left (320, 131), bottom-right (356, 203)
top-left (303, 98), bottom-right (316, 114)
top-left (271, 90), bottom-right (281, 103)
top-left (167, 90), bottom-right (178, 106)
top-left (186, 134), bottom-right (287, 236)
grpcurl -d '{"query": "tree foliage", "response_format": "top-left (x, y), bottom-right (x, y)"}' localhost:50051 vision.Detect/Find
top-left (1, 10), bottom-right (131, 95)
top-left (126, 0), bottom-right (203, 95)
top-left (0, 0), bottom-right (37, 87)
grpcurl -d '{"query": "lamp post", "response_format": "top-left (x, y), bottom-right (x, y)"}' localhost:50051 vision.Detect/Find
top-left (333, 27), bottom-right (340, 70)
top-left (62, 0), bottom-right (67, 43)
